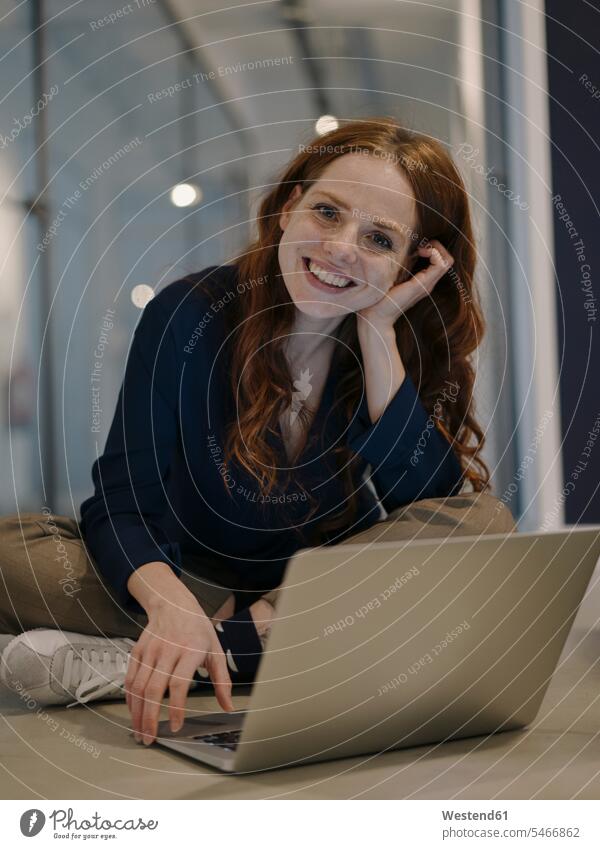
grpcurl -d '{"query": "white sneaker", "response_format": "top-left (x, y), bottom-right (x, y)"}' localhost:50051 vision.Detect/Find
top-left (0, 628), bottom-right (136, 708)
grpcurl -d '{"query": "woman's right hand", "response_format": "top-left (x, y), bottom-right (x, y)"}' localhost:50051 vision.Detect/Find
top-left (124, 595), bottom-right (234, 746)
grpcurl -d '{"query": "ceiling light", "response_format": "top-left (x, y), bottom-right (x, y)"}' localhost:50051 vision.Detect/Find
top-left (170, 182), bottom-right (202, 207)
top-left (131, 284), bottom-right (155, 309)
top-left (315, 115), bottom-right (339, 135)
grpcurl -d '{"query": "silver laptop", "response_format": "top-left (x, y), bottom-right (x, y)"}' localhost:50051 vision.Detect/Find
top-left (153, 526), bottom-right (600, 773)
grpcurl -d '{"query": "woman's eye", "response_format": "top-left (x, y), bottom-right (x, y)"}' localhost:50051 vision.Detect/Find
top-left (312, 203), bottom-right (337, 221)
top-left (370, 232), bottom-right (393, 251)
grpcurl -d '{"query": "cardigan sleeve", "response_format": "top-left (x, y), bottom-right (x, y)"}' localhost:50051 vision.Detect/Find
top-left (79, 292), bottom-right (183, 615)
top-left (346, 372), bottom-right (464, 514)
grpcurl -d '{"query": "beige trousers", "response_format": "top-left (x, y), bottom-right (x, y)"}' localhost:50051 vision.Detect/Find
top-left (0, 493), bottom-right (516, 638)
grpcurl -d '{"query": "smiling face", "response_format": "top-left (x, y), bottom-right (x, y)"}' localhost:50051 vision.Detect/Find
top-left (277, 152), bottom-right (418, 320)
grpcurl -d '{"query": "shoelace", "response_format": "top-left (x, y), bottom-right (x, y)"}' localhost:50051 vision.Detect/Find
top-left (64, 639), bottom-right (212, 706)
top-left (65, 639), bottom-right (136, 708)
top-left (62, 626), bottom-right (260, 705)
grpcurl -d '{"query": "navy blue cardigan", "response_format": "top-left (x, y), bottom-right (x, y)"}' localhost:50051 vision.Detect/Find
top-left (79, 265), bottom-right (463, 614)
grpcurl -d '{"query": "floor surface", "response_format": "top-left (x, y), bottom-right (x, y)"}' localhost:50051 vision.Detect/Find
top-left (2, 563), bottom-right (600, 799)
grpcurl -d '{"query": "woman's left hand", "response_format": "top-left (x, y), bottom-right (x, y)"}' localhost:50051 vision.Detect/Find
top-left (357, 239), bottom-right (454, 331)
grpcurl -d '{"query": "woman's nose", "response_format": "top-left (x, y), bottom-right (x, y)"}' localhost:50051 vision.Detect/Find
top-left (323, 223), bottom-right (359, 266)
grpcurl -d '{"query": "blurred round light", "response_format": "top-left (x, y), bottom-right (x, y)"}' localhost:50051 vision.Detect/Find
top-left (131, 284), bottom-right (155, 309)
top-left (170, 182), bottom-right (202, 207)
top-left (315, 115), bottom-right (339, 135)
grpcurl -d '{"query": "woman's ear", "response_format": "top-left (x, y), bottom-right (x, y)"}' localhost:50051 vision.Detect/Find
top-left (279, 184), bottom-right (303, 232)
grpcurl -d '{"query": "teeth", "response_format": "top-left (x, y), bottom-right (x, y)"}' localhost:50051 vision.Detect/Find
top-left (308, 260), bottom-right (352, 288)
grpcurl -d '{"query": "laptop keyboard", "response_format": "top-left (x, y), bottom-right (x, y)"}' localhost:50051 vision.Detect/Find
top-left (192, 729), bottom-right (242, 751)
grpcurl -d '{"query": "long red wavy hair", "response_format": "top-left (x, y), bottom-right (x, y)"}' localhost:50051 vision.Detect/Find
top-left (211, 117), bottom-right (489, 544)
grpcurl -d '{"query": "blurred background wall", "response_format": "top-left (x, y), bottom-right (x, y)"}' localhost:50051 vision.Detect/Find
top-left (0, 0), bottom-right (596, 530)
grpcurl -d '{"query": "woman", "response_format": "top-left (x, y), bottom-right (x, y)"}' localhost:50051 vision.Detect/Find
top-left (0, 117), bottom-right (515, 747)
